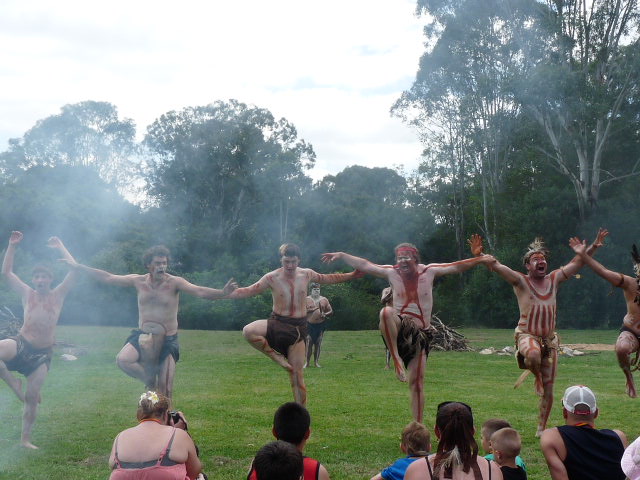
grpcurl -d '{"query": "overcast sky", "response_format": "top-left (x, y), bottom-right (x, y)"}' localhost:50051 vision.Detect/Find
top-left (0, 0), bottom-right (427, 181)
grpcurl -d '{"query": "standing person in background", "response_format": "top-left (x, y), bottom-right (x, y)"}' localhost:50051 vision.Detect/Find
top-left (305, 283), bottom-right (333, 368)
top-left (228, 243), bottom-right (361, 405)
top-left (66, 245), bottom-right (236, 398)
top-left (569, 237), bottom-right (640, 397)
top-left (468, 229), bottom-right (607, 436)
top-left (322, 244), bottom-right (494, 422)
top-left (0, 231), bottom-right (77, 449)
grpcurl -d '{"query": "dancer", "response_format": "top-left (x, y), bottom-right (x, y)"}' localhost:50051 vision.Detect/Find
top-left (227, 243), bottom-right (361, 405)
top-left (305, 283), bottom-right (333, 368)
top-left (67, 245), bottom-right (236, 398)
top-left (468, 229), bottom-right (607, 435)
top-left (322, 243), bottom-right (494, 422)
top-left (569, 237), bottom-right (640, 397)
top-left (0, 232), bottom-right (77, 448)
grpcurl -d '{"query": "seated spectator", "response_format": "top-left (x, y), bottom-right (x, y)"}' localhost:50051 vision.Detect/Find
top-left (622, 435), bottom-right (640, 480)
top-left (404, 401), bottom-right (503, 480)
top-left (108, 391), bottom-right (202, 480)
top-left (540, 385), bottom-right (628, 480)
top-left (490, 428), bottom-right (526, 480)
top-left (370, 421), bottom-right (431, 480)
top-left (247, 402), bottom-right (329, 480)
top-left (252, 440), bottom-right (303, 480)
top-left (481, 419), bottom-right (527, 472)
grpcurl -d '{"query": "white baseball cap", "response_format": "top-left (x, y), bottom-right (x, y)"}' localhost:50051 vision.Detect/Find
top-left (562, 385), bottom-right (597, 414)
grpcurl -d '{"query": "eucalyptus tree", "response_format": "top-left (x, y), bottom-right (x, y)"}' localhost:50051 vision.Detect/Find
top-left (143, 99), bottom-right (315, 270)
top-left (0, 101), bottom-right (138, 189)
top-left (516, 0), bottom-right (640, 220)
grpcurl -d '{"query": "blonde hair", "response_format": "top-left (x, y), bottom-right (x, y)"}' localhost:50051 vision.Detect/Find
top-left (490, 428), bottom-right (521, 460)
top-left (136, 391), bottom-right (170, 421)
top-left (401, 421), bottom-right (430, 456)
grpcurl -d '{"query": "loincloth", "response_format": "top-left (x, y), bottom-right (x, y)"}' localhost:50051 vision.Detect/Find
top-left (4, 335), bottom-right (53, 377)
top-left (307, 321), bottom-right (326, 344)
top-left (125, 329), bottom-right (180, 364)
top-left (266, 313), bottom-right (307, 358)
top-left (514, 330), bottom-right (559, 369)
top-left (397, 316), bottom-right (432, 368)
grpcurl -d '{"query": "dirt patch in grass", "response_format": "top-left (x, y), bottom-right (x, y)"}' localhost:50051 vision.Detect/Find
top-left (563, 343), bottom-right (614, 351)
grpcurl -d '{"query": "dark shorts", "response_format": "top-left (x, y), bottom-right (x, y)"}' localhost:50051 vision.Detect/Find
top-left (397, 317), bottom-right (432, 368)
top-left (4, 335), bottom-right (53, 377)
top-left (307, 322), bottom-right (326, 344)
top-left (124, 329), bottom-right (180, 363)
top-left (620, 325), bottom-right (640, 341)
top-left (266, 313), bottom-right (307, 358)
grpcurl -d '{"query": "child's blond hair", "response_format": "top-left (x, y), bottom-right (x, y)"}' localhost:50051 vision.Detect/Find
top-left (490, 428), bottom-right (521, 462)
top-left (401, 421), bottom-right (430, 455)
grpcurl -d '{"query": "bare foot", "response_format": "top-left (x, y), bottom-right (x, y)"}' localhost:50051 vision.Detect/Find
top-left (303, 362), bottom-right (308, 369)
top-left (626, 380), bottom-right (637, 398)
top-left (535, 375), bottom-right (544, 396)
top-left (535, 426), bottom-right (545, 438)
top-left (395, 365), bottom-right (407, 383)
top-left (21, 440), bottom-right (39, 449)
top-left (315, 363), bottom-right (321, 368)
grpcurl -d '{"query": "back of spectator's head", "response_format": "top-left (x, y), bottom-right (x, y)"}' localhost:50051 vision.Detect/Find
top-left (481, 418), bottom-right (512, 453)
top-left (401, 421), bottom-right (431, 456)
top-left (253, 440), bottom-right (303, 480)
top-left (490, 428), bottom-right (521, 464)
top-left (562, 385), bottom-right (598, 418)
top-left (136, 391), bottom-right (170, 421)
top-left (273, 402), bottom-right (311, 446)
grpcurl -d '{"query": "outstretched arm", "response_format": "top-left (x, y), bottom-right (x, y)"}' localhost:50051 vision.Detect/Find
top-left (64, 261), bottom-right (138, 287)
top-left (2, 231), bottom-right (31, 296)
top-left (431, 254), bottom-right (496, 278)
top-left (321, 252), bottom-right (388, 278)
top-left (560, 228), bottom-right (608, 280)
top-left (176, 277), bottom-right (238, 300)
top-left (47, 236), bottom-right (78, 295)
top-left (468, 234), bottom-right (521, 285)
top-left (569, 236), bottom-right (631, 288)
top-left (226, 275), bottom-right (270, 299)
top-left (313, 269), bottom-right (365, 285)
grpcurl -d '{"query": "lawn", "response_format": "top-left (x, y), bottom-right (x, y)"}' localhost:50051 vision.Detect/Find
top-left (0, 326), bottom-right (634, 479)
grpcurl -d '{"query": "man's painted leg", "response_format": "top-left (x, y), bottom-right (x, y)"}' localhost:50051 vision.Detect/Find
top-left (616, 332), bottom-right (638, 398)
top-left (243, 321), bottom-right (292, 372)
top-left (407, 352), bottom-right (426, 423)
top-left (304, 336), bottom-right (311, 369)
top-left (156, 356), bottom-right (176, 399)
top-left (116, 345), bottom-right (150, 386)
top-left (536, 350), bottom-right (557, 437)
top-left (314, 333), bottom-right (323, 368)
top-left (288, 342), bottom-right (307, 405)
top-left (380, 308), bottom-right (405, 382)
top-left (0, 361), bottom-right (24, 402)
top-left (21, 364), bottom-right (47, 449)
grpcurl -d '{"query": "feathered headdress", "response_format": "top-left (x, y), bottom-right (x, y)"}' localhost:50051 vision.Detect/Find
top-left (523, 237), bottom-right (550, 266)
top-left (631, 244), bottom-right (640, 277)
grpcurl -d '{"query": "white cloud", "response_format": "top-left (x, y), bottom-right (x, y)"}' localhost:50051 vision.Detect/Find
top-left (0, 0), bottom-right (427, 181)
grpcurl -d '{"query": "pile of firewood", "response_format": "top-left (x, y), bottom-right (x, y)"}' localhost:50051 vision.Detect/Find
top-left (0, 306), bottom-right (20, 339)
top-left (430, 314), bottom-right (473, 352)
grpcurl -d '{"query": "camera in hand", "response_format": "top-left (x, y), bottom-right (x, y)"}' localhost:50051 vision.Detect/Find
top-left (169, 410), bottom-right (181, 425)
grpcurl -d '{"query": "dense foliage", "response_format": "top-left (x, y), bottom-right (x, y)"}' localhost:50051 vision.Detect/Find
top-left (1, 0), bottom-right (639, 333)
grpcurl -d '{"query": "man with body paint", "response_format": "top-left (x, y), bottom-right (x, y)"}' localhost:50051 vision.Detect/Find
top-left (304, 283), bottom-right (333, 368)
top-left (65, 245), bottom-right (236, 399)
top-left (468, 229), bottom-right (607, 436)
top-left (321, 243), bottom-right (495, 422)
top-left (0, 231), bottom-right (77, 449)
top-left (227, 243), bottom-right (361, 405)
top-left (569, 236), bottom-right (640, 398)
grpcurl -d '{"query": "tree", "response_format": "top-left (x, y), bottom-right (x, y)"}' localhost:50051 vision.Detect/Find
top-left (0, 101), bottom-right (138, 189)
top-left (143, 99), bottom-right (315, 270)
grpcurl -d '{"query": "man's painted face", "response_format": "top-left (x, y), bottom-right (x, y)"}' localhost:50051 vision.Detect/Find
top-left (32, 272), bottom-right (52, 292)
top-left (396, 252), bottom-right (417, 274)
top-left (148, 256), bottom-right (168, 275)
top-left (311, 287), bottom-right (320, 296)
top-left (281, 255), bottom-right (299, 274)
top-left (527, 253), bottom-right (547, 276)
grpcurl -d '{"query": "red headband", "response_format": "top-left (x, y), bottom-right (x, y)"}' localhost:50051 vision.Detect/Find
top-left (397, 247), bottom-right (418, 256)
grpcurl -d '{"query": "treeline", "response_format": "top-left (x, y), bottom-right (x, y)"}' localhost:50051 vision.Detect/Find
top-left (0, 0), bottom-right (638, 331)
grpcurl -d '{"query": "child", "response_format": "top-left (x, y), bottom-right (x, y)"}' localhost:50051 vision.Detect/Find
top-left (371, 422), bottom-right (430, 480)
top-left (490, 428), bottom-right (527, 480)
top-left (481, 418), bottom-right (527, 472)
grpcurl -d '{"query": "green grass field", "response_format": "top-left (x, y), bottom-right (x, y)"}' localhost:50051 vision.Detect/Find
top-left (0, 327), bottom-right (635, 479)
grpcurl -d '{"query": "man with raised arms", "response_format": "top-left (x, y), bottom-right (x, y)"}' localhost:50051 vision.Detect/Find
top-left (321, 243), bottom-right (495, 422)
top-left (66, 245), bottom-right (236, 398)
top-left (0, 231), bottom-right (77, 449)
top-left (469, 229), bottom-right (607, 436)
top-left (569, 236), bottom-right (640, 397)
top-left (227, 243), bottom-right (361, 405)
top-left (305, 283), bottom-right (333, 368)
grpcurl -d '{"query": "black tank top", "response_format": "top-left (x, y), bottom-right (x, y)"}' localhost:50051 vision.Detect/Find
top-left (557, 425), bottom-right (625, 480)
